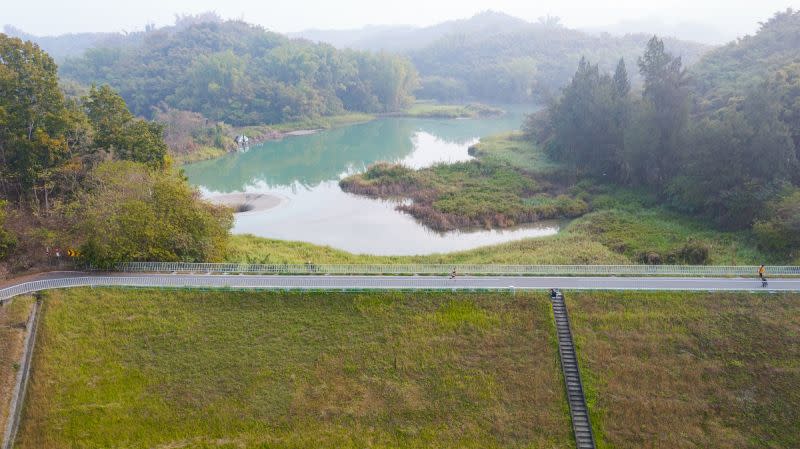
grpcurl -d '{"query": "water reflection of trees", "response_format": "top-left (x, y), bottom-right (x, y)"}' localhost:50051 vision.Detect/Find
top-left (184, 111), bottom-right (533, 193)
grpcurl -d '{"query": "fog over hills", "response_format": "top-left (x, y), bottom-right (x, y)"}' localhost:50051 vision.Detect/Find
top-left (2, 25), bottom-right (137, 61)
top-left (6, 10), bottom-right (721, 61)
top-left (582, 17), bottom-right (732, 45)
top-left (290, 10), bottom-right (730, 51)
top-left (4, 10), bottom-right (714, 105)
top-left (290, 11), bottom-right (532, 51)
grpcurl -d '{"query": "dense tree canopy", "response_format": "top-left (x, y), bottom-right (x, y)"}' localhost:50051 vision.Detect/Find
top-left (410, 20), bottom-right (709, 103)
top-left (690, 9), bottom-right (800, 113)
top-left (75, 161), bottom-right (232, 268)
top-left (0, 33), bottom-right (170, 210)
top-left (544, 57), bottom-right (627, 179)
top-left (0, 34), bottom-right (72, 206)
top-left (60, 20), bottom-right (419, 126)
top-left (0, 201), bottom-right (15, 261)
top-left (84, 85), bottom-right (168, 166)
top-left (0, 34), bottom-right (232, 269)
top-left (530, 10), bottom-right (800, 256)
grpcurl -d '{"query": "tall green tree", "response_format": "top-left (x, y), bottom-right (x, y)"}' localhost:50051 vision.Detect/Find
top-left (612, 58), bottom-right (630, 98)
top-left (84, 84), bottom-right (133, 149)
top-left (0, 200), bottom-right (16, 261)
top-left (0, 34), bottom-right (72, 208)
top-left (769, 63), bottom-right (800, 174)
top-left (628, 36), bottom-right (689, 186)
top-left (674, 81), bottom-right (797, 228)
top-left (544, 57), bottom-right (627, 178)
top-left (83, 84), bottom-right (167, 167)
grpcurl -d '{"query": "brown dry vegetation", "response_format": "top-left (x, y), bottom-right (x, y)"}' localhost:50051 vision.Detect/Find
top-left (0, 296), bottom-right (34, 431)
top-left (567, 291), bottom-right (800, 449)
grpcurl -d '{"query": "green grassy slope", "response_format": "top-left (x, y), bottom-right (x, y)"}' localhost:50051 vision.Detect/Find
top-left (18, 289), bottom-right (571, 449)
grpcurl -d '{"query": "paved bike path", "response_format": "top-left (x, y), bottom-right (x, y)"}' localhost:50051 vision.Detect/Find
top-left (3, 274), bottom-right (800, 300)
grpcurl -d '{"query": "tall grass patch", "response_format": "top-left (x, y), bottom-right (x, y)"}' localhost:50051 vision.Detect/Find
top-left (568, 291), bottom-right (800, 449)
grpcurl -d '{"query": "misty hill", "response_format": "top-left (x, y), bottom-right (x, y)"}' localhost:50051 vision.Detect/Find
top-left (582, 18), bottom-right (733, 45)
top-left (409, 21), bottom-right (711, 103)
top-left (290, 25), bottom-right (417, 50)
top-left (2, 12), bottom-right (231, 61)
top-left (528, 9), bottom-right (800, 246)
top-left (294, 11), bottom-right (711, 103)
top-left (292, 11), bottom-right (531, 52)
top-left (690, 8), bottom-right (800, 112)
top-left (58, 20), bottom-right (418, 126)
top-left (2, 25), bottom-right (139, 61)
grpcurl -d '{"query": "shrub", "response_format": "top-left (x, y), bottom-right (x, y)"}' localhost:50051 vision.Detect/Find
top-left (753, 189), bottom-right (800, 254)
top-left (671, 239), bottom-right (711, 264)
top-left (74, 161), bottom-right (233, 268)
top-left (0, 201), bottom-right (17, 261)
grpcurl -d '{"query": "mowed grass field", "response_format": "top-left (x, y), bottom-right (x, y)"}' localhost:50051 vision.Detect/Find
top-left (16, 289), bottom-right (571, 449)
top-left (567, 291), bottom-right (800, 449)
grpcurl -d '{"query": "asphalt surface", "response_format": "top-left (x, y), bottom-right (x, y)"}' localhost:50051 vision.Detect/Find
top-left (4, 273), bottom-right (800, 295)
top-left (138, 274), bottom-right (800, 291)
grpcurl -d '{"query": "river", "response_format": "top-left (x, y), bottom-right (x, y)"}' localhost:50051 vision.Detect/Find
top-left (183, 106), bottom-right (561, 255)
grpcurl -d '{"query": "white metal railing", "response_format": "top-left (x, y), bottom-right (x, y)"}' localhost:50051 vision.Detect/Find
top-left (3, 274), bottom-right (800, 303)
top-left (0, 276), bottom-right (514, 301)
top-left (114, 262), bottom-right (800, 277)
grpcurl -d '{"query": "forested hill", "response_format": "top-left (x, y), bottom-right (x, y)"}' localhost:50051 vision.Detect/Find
top-left (410, 19), bottom-right (711, 103)
top-left (3, 13), bottom-right (233, 61)
top-left (528, 9), bottom-right (800, 258)
top-left (293, 11), bottom-right (532, 52)
top-left (59, 20), bottom-right (418, 126)
top-left (20, 11), bottom-right (710, 110)
top-left (690, 9), bottom-right (800, 112)
top-left (2, 25), bottom-right (140, 61)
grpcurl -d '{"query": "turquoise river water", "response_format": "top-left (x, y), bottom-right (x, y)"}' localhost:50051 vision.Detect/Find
top-left (183, 107), bottom-right (561, 255)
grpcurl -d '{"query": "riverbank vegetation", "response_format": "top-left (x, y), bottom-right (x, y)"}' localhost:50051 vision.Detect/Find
top-left (226, 185), bottom-right (774, 265)
top-left (398, 102), bottom-right (504, 119)
top-left (0, 34), bottom-right (232, 274)
top-left (568, 291), bottom-right (800, 448)
top-left (17, 288), bottom-right (571, 448)
top-left (337, 129), bottom-right (775, 264)
top-left (529, 10), bottom-right (800, 261)
top-left (467, 132), bottom-right (561, 173)
top-left (337, 9), bottom-right (798, 263)
top-left (340, 133), bottom-right (588, 232)
top-left (160, 108), bottom-right (375, 165)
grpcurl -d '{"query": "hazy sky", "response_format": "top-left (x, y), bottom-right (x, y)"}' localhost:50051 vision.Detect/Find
top-left (4, 0), bottom-right (797, 36)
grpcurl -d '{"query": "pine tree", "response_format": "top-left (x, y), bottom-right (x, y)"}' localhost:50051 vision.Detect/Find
top-left (634, 36), bottom-right (689, 186)
top-left (612, 58), bottom-right (630, 98)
